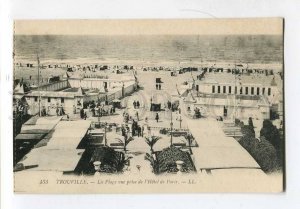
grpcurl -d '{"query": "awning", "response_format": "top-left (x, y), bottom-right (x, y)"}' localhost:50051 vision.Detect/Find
top-left (16, 120), bottom-right (91, 172)
top-left (21, 124), bottom-right (57, 132)
top-left (15, 133), bottom-right (45, 141)
top-left (45, 120), bottom-right (91, 149)
top-left (18, 148), bottom-right (84, 172)
top-left (186, 118), bottom-right (261, 171)
top-left (193, 146), bottom-right (260, 170)
top-left (20, 129), bottom-right (50, 134)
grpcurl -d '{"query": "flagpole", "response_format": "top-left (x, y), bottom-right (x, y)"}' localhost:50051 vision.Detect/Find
top-left (234, 61), bottom-right (238, 138)
top-left (37, 54), bottom-right (41, 117)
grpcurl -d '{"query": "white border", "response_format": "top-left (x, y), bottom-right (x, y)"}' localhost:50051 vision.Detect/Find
top-left (1, 0), bottom-right (300, 209)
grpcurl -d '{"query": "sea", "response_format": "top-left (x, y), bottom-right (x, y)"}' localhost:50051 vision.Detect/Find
top-left (14, 35), bottom-right (283, 68)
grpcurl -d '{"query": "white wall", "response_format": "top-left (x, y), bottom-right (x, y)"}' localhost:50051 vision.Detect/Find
top-left (38, 80), bottom-right (69, 91)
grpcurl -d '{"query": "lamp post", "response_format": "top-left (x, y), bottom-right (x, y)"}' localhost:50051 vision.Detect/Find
top-left (179, 116), bottom-right (182, 129)
top-left (104, 122), bottom-right (107, 146)
top-left (37, 54), bottom-right (41, 117)
top-left (186, 133), bottom-right (193, 154)
top-left (97, 96), bottom-right (100, 126)
top-left (97, 106), bottom-right (101, 128)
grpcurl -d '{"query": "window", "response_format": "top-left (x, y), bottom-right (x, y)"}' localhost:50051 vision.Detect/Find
top-left (229, 86), bottom-right (232, 94)
top-left (34, 97), bottom-right (38, 102)
top-left (268, 88), bottom-right (271, 96)
top-left (257, 87), bottom-right (260, 95)
top-left (235, 86), bottom-right (237, 94)
top-left (240, 87), bottom-right (243, 94)
top-left (262, 87), bottom-right (265, 95)
top-left (61, 98), bottom-right (64, 103)
top-left (223, 86), bottom-right (226, 93)
top-left (212, 85), bottom-right (215, 93)
top-left (218, 86), bottom-right (220, 93)
top-left (48, 97), bottom-right (51, 103)
top-left (251, 87), bottom-right (254, 95)
top-left (245, 87), bottom-right (249, 95)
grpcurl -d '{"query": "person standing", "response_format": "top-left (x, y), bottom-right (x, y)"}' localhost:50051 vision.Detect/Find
top-left (126, 125), bottom-right (130, 137)
top-left (167, 100), bottom-right (171, 109)
top-left (80, 108), bottom-right (84, 119)
top-left (56, 106), bottom-right (59, 116)
top-left (147, 126), bottom-right (151, 136)
top-left (155, 112), bottom-right (159, 123)
top-left (141, 126), bottom-right (144, 137)
top-left (121, 126), bottom-right (125, 137)
top-left (91, 108), bottom-right (95, 117)
top-left (137, 125), bottom-right (141, 137)
top-left (136, 100), bottom-right (140, 109)
top-left (131, 120), bottom-right (136, 136)
top-left (133, 100), bottom-right (136, 109)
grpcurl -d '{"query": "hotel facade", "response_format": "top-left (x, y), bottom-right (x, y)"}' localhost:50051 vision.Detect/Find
top-left (183, 73), bottom-right (282, 120)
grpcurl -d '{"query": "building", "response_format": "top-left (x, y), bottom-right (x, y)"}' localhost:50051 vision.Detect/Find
top-left (195, 74), bottom-right (280, 104)
top-left (183, 73), bottom-right (282, 120)
top-left (15, 73), bottom-right (137, 116)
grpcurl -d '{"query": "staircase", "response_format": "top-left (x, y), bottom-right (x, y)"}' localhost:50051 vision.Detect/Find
top-left (222, 121), bottom-right (243, 138)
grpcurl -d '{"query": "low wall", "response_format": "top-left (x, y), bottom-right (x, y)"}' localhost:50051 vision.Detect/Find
top-left (38, 80), bottom-right (69, 91)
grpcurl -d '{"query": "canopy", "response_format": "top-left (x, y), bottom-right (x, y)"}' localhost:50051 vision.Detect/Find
top-left (193, 147), bottom-right (260, 169)
top-left (45, 120), bottom-right (91, 149)
top-left (16, 120), bottom-right (91, 172)
top-left (15, 133), bottom-right (45, 141)
top-left (186, 118), bottom-right (261, 170)
top-left (18, 148), bottom-right (84, 172)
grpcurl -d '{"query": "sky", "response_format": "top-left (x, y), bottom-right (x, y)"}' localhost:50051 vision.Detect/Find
top-left (14, 18), bottom-right (283, 35)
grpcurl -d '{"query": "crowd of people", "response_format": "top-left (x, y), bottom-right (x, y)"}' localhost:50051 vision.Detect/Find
top-left (13, 100), bottom-right (28, 116)
top-left (37, 104), bottom-right (65, 117)
top-left (78, 100), bottom-right (117, 120)
top-left (121, 120), bottom-right (143, 139)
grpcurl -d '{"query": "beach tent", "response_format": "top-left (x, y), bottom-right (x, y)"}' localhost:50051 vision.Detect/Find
top-left (112, 99), bottom-right (122, 108)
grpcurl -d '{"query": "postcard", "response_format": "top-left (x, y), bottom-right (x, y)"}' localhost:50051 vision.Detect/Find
top-left (13, 18), bottom-right (284, 193)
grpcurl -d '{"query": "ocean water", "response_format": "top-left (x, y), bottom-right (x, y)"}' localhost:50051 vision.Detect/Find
top-left (14, 35), bottom-right (283, 65)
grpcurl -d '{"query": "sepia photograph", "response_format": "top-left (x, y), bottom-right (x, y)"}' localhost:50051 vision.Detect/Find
top-left (12, 19), bottom-right (284, 193)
